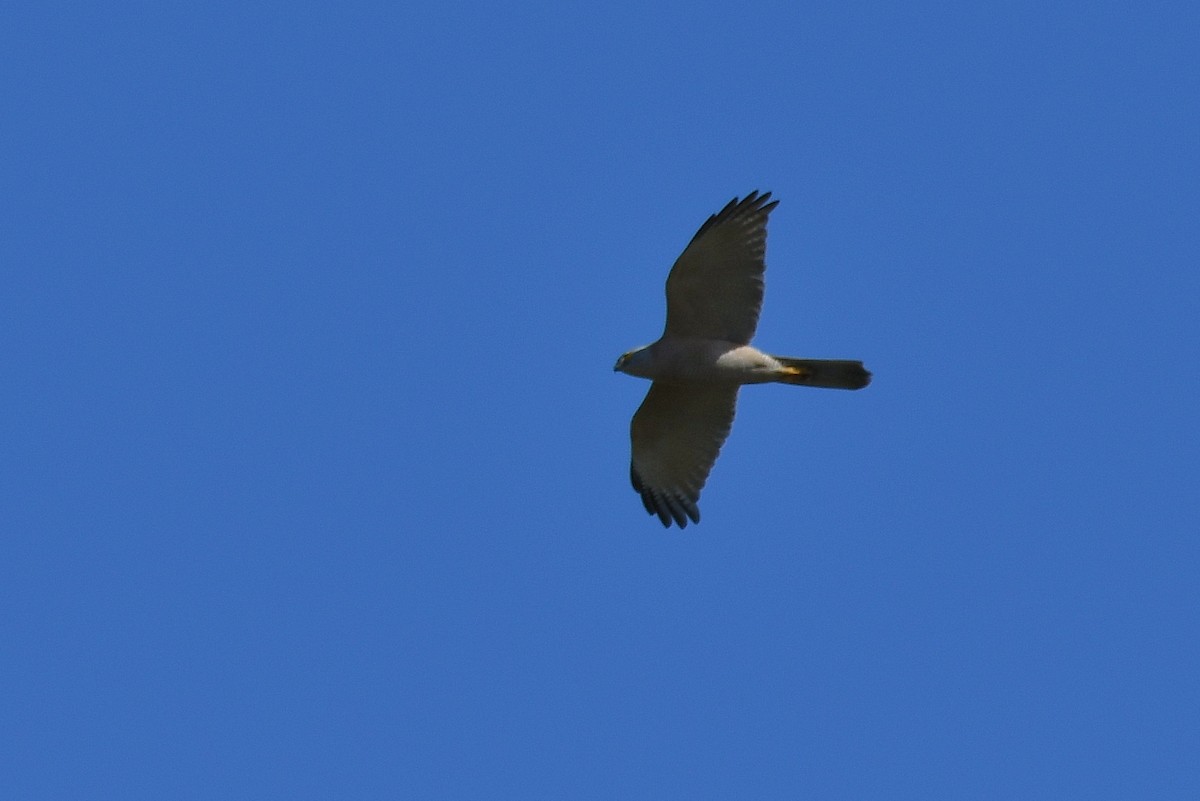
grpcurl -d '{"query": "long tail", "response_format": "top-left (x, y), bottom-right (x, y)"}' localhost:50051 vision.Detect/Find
top-left (773, 357), bottom-right (871, 390)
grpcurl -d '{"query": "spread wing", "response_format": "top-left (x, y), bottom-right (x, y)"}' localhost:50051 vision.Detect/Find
top-left (663, 191), bottom-right (779, 344)
top-left (629, 382), bottom-right (739, 528)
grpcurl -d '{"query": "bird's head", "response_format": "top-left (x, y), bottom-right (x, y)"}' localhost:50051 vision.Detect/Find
top-left (613, 346), bottom-right (652, 377)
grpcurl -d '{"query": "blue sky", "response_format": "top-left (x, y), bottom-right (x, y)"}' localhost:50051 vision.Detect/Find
top-left (3, 2), bottom-right (1198, 798)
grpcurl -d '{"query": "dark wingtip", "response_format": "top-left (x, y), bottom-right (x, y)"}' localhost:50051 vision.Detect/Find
top-left (690, 191), bottom-right (779, 244)
top-left (631, 465), bottom-right (702, 530)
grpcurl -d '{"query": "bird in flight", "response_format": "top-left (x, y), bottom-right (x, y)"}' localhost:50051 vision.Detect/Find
top-left (614, 191), bottom-right (870, 528)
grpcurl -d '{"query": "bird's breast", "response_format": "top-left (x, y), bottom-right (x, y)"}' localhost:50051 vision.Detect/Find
top-left (648, 340), bottom-right (777, 384)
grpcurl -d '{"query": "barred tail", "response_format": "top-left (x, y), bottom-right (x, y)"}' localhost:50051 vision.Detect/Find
top-left (774, 357), bottom-right (871, 390)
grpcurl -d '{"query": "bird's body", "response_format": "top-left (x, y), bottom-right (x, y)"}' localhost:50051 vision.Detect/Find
top-left (617, 341), bottom-right (783, 384)
top-left (615, 191), bottom-right (870, 529)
